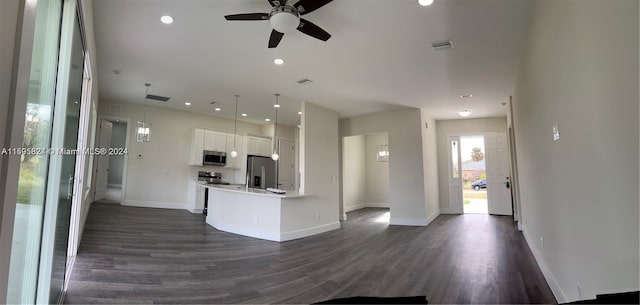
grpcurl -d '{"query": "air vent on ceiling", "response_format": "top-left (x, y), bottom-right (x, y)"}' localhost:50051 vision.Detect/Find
top-left (297, 78), bottom-right (313, 85)
top-left (432, 40), bottom-right (454, 50)
top-left (146, 94), bottom-right (171, 102)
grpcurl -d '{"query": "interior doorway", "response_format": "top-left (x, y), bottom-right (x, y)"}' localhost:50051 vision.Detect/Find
top-left (460, 135), bottom-right (487, 214)
top-left (94, 117), bottom-right (129, 204)
top-left (341, 132), bottom-right (390, 222)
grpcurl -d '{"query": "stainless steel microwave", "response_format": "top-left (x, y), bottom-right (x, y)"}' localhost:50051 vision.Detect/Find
top-left (203, 150), bottom-right (226, 166)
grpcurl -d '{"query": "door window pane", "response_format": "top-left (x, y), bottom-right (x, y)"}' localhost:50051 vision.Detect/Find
top-left (451, 140), bottom-right (459, 179)
top-left (7, 0), bottom-right (62, 303)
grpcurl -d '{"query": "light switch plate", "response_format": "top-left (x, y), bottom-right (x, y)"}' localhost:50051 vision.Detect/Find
top-left (552, 124), bottom-right (560, 141)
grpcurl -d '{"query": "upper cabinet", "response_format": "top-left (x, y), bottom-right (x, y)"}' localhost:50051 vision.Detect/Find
top-left (246, 136), bottom-right (272, 157)
top-left (204, 131), bottom-right (227, 152)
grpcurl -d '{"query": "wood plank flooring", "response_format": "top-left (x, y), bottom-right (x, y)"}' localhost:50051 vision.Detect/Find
top-left (64, 204), bottom-right (556, 304)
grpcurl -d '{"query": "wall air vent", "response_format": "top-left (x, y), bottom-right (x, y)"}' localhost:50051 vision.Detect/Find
top-left (297, 78), bottom-right (313, 85)
top-left (146, 94), bottom-right (171, 102)
top-left (432, 40), bottom-right (454, 50)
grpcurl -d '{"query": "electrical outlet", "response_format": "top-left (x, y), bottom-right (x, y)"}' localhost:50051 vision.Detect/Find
top-left (253, 216), bottom-right (259, 224)
top-left (540, 236), bottom-right (544, 249)
top-left (332, 176), bottom-right (337, 184)
top-left (577, 283), bottom-right (583, 299)
top-left (314, 212), bottom-right (320, 220)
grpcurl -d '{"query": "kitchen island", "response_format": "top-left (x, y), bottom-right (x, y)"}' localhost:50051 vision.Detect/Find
top-left (204, 185), bottom-right (340, 242)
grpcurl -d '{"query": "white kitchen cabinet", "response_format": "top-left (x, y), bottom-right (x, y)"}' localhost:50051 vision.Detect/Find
top-left (225, 134), bottom-right (243, 169)
top-left (189, 129), bottom-right (205, 166)
top-left (246, 136), bottom-right (272, 157)
top-left (195, 184), bottom-right (206, 212)
top-left (204, 131), bottom-right (227, 152)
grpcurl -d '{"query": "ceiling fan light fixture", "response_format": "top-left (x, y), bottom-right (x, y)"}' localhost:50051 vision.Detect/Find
top-left (269, 6), bottom-right (300, 33)
top-left (458, 110), bottom-right (472, 117)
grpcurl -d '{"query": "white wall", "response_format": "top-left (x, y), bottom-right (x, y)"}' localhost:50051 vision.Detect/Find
top-left (364, 133), bottom-right (389, 206)
top-left (262, 123), bottom-right (296, 141)
top-left (97, 101), bottom-right (265, 209)
top-left (340, 110), bottom-right (434, 226)
top-left (420, 111), bottom-right (440, 223)
top-left (342, 135), bottom-right (366, 212)
top-left (283, 102), bottom-right (340, 232)
top-left (436, 117), bottom-right (507, 212)
top-left (0, 0), bottom-right (20, 302)
top-left (512, 0), bottom-right (638, 302)
top-left (107, 121), bottom-right (126, 186)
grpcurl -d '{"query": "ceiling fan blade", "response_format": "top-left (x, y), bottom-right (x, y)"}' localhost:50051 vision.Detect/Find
top-left (268, 30), bottom-right (285, 48)
top-left (224, 13), bottom-right (269, 21)
top-left (294, 0), bottom-right (333, 15)
top-left (267, 0), bottom-right (284, 7)
top-left (297, 19), bottom-right (331, 41)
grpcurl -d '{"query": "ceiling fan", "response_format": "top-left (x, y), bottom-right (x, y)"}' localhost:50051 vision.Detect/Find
top-left (224, 0), bottom-right (334, 48)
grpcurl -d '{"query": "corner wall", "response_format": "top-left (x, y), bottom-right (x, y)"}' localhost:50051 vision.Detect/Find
top-left (512, 0), bottom-right (639, 301)
top-left (435, 117), bottom-right (507, 213)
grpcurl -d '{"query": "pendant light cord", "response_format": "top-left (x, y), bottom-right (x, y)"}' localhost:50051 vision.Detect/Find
top-left (274, 94), bottom-right (279, 152)
top-left (233, 95), bottom-right (239, 149)
top-left (144, 83), bottom-right (150, 123)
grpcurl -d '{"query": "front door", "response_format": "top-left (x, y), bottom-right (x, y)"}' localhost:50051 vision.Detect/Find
top-left (485, 132), bottom-right (513, 215)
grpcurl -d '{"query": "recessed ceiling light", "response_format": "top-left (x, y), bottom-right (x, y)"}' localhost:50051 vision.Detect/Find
top-left (298, 111), bottom-right (302, 115)
top-left (160, 15), bottom-right (174, 24)
top-left (185, 102), bottom-right (191, 106)
top-left (274, 58), bottom-right (285, 65)
top-left (214, 108), bottom-right (221, 111)
top-left (265, 118), bottom-right (271, 122)
top-left (458, 110), bottom-right (472, 117)
top-left (460, 94), bottom-right (473, 99)
top-left (418, 0), bottom-right (434, 6)
top-left (241, 113), bottom-right (247, 117)
top-left (274, 104), bottom-right (280, 108)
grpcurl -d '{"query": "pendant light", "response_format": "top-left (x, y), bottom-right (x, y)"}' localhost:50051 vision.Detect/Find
top-left (136, 83), bottom-right (152, 142)
top-left (271, 93), bottom-right (280, 161)
top-left (230, 95), bottom-right (239, 158)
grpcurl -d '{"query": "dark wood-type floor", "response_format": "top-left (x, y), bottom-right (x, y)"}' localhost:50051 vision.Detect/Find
top-left (65, 203), bottom-right (556, 304)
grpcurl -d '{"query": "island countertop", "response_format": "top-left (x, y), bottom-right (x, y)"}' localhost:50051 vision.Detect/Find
top-left (200, 183), bottom-right (309, 199)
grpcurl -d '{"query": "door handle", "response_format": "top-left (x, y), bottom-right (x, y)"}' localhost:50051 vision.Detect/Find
top-left (505, 181), bottom-right (510, 189)
top-left (67, 174), bottom-right (74, 200)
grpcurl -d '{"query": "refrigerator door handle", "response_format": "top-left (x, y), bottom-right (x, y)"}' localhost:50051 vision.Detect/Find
top-left (260, 166), bottom-right (266, 189)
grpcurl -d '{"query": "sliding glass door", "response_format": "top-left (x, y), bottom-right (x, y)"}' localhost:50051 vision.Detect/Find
top-left (48, 6), bottom-right (85, 302)
top-left (6, 0), bottom-right (63, 303)
top-left (7, 0), bottom-right (85, 303)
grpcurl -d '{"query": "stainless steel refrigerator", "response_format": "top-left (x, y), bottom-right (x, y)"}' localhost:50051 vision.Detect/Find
top-left (247, 155), bottom-right (276, 189)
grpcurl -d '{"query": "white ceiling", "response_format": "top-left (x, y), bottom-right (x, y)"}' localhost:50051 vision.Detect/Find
top-left (93, 0), bottom-right (534, 126)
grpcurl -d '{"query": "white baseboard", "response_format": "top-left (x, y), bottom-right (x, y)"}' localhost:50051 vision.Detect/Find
top-left (341, 213), bottom-right (348, 221)
top-left (280, 222), bottom-right (341, 242)
top-left (426, 209), bottom-right (440, 226)
top-left (188, 209), bottom-right (204, 214)
top-left (122, 200), bottom-right (187, 210)
top-left (344, 203), bottom-right (366, 212)
top-left (107, 183), bottom-right (122, 188)
top-left (439, 208), bottom-right (452, 214)
top-left (365, 202), bottom-right (390, 208)
top-left (521, 225), bottom-right (567, 303)
top-left (389, 217), bottom-right (428, 226)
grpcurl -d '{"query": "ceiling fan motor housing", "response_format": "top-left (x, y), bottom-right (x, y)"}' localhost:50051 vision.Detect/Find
top-left (270, 5), bottom-right (300, 33)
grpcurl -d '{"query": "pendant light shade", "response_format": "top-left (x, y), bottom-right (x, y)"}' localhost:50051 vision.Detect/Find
top-left (271, 93), bottom-right (280, 161)
top-left (231, 95), bottom-right (239, 158)
top-left (136, 83), bottom-right (152, 143)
